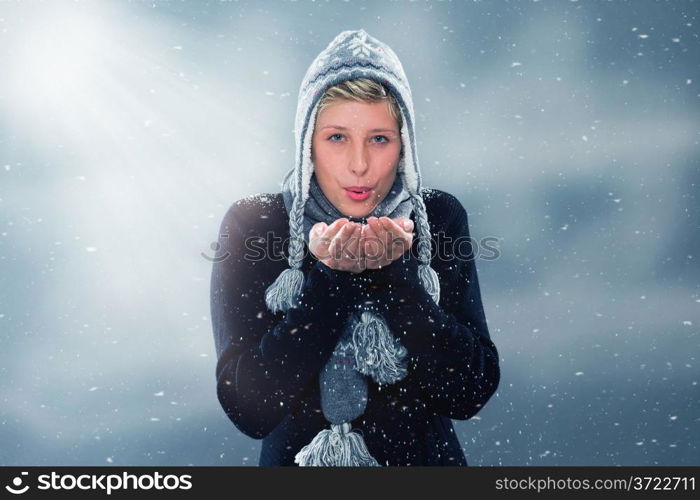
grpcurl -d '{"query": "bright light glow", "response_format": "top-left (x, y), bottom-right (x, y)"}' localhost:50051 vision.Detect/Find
top-left (8, 7), bottom-right (108, 106)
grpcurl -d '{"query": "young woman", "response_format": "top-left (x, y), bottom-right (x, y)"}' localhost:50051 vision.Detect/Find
top-left (210, 29), bottom-right (500, 466)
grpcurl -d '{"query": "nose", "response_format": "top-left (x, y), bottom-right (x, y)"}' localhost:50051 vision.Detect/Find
top-left (349, 142), bottom-right (369, 178)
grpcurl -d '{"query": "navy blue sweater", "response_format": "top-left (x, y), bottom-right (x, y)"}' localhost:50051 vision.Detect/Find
top-left (210, 188), bottom-right (500, 466)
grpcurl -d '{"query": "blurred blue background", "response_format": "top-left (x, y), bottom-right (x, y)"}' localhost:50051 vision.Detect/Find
top-left (0, 0), bottom-right (697, 466)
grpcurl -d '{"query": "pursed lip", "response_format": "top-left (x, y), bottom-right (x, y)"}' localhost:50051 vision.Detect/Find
top-left (345, 186), bottom-right (373, 193)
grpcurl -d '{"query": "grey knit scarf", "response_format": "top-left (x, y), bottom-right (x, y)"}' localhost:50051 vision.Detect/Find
top-left (281, 170), bottom-right (413, 245)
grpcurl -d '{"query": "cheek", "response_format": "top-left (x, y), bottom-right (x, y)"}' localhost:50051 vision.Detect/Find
top-left (375, 146), bottom-right (400, 188)
top-left (375, 144), bottom-right (401, 170)
top-left (312, 140), bottom-right (338, 169)
top-left (311, 142), bottom-right (340, 190)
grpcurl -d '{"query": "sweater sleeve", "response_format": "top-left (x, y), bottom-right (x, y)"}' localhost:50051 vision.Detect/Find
top-left (361, 198), bottom-right (500, 420)
top-left (210, 201), bottom-right (361, 439)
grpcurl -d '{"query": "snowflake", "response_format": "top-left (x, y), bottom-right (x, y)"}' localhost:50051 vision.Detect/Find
top-left (242, 192), bottom-right (277, 206)
top-left (421, 187), bottom-right (440, 200)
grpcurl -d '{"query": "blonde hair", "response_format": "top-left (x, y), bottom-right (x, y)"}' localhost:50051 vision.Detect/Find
top-left (316, 78), bottom-right (403, 132)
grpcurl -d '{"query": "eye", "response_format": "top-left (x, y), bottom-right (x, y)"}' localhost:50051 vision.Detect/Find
top-left (328, 133), bottom-right (344, 142)
top-left (372, 135), bottom-right (389, 144)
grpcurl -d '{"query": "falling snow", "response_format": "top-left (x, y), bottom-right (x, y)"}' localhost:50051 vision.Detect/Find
top-left (0, 0), bottom-right (696, 469)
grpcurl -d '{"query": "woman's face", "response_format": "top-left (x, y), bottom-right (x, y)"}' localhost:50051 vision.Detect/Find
top-left (311, 99), bottom-right (401, 218)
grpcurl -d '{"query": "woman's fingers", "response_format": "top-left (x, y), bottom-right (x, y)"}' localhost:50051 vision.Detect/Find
top-left (328, 221), bottom-right (360, 267)
top-left (394, 217), bottom-right (414, 234)
top-left (364, 217), bottom-right (413, 264)
top-left (379, 216), bottom-right (407, 240)
top-left (362, 220), bottom-right (382, 261)
top-left (310, 218), bottom-right (349, 260)
top-left (368, 217), bottom-right (396, 256)
top-left (326, 218), bottom-right (351, 240)
top-left (361, 218), bottom-right (389, 268)
top-left (347, 224), bottom-right (365, 273)
top-left (334, 223), bottom-right (366, 272)
top-left (393, 218), bottom-right (414, 256)
top-left (308, 222), bottom-right (327, 253)
top-left (380, 217), bottom-right (413, 251)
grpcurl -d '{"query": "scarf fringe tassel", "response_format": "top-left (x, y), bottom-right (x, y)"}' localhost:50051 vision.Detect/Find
top-left (294, 423), bottom-right (380, 466)
top-left (350, 311), bottom-right (407, 385)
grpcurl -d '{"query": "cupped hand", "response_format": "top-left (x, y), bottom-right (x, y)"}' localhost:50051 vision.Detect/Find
top-left (360, 216), bottom-right (414, 270)
top-left (308, 218), bottom-right (366, 274)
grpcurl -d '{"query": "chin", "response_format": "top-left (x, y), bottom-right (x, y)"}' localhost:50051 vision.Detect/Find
top-left (341, 206), bottom-right (369, 219)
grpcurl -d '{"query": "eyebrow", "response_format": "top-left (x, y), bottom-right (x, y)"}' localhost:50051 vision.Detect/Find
top-left (320, 125), bottom-right (398, 134)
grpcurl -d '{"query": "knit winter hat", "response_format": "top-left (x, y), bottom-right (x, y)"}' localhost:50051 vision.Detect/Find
top-left (265, 29), bottom-right (440, 466)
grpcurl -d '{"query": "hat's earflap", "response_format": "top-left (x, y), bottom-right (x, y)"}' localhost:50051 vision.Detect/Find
top-left (396, 105), bottom-right (441, 305)
top-left (263, 195), bottom-right (306, 314)
top-left (414, 192), bottom-right (441, 305)
top-left (264, 102), bottom-right (321, 314)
